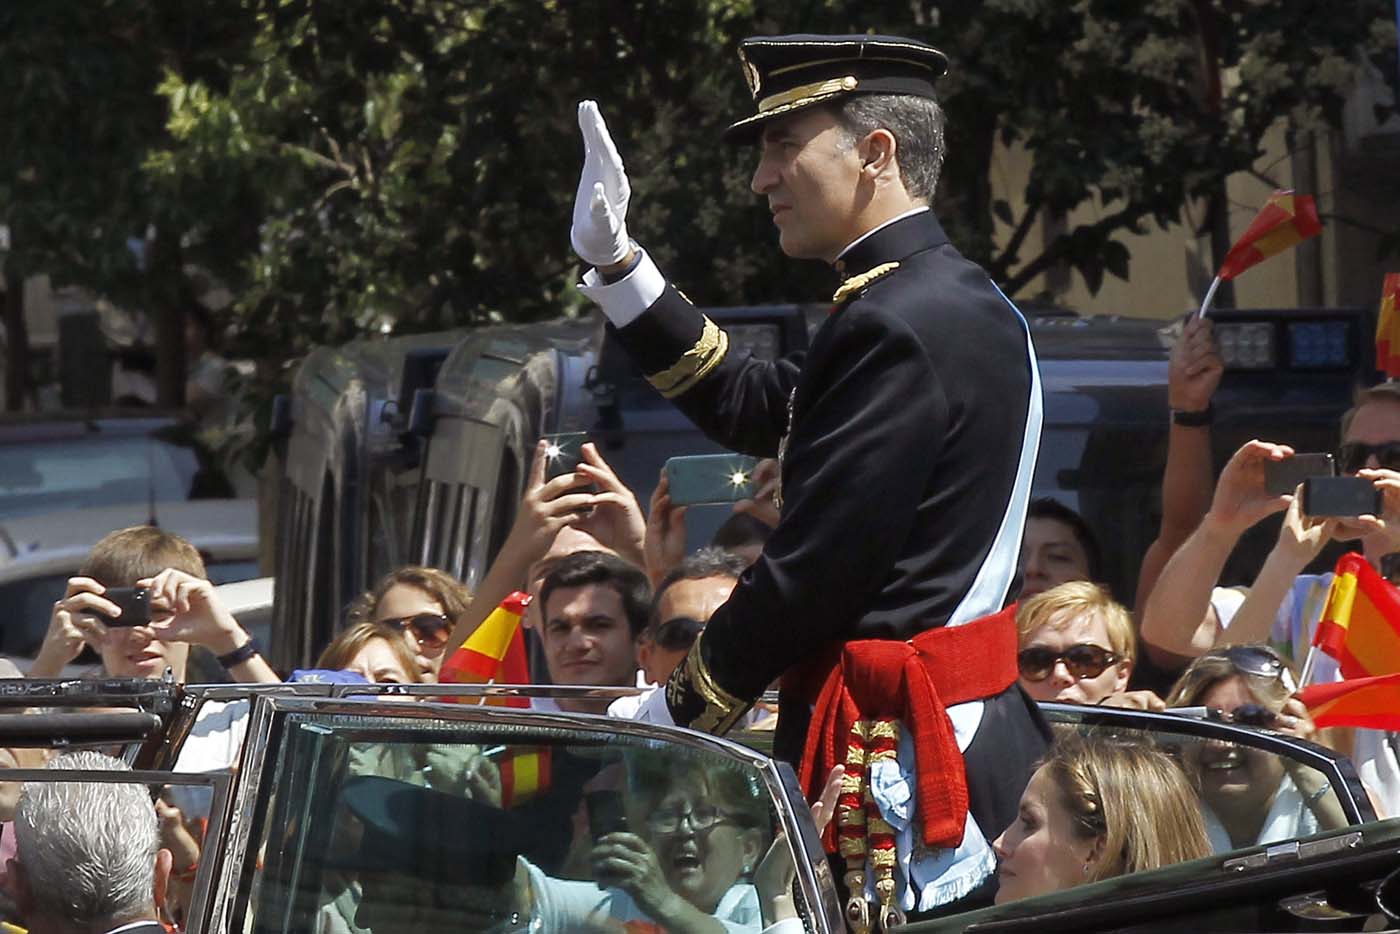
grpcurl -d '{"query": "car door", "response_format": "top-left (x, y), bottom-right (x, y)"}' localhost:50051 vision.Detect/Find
top-left (204, 694), bottom-right (845, 934)
top-left (907, 702), bottom-right (1390, 933)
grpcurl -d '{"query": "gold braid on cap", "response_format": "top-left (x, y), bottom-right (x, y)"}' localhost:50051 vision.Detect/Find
top-left (645, 317), bottom-right (729, 399)
top-left (833, 263), bottom-right (900, 306)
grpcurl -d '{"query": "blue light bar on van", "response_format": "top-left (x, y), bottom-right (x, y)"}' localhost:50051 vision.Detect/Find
top-left (1286, 320), bottom-right (1352, 370)
top-left (1215, 322), bottom-right (1275, 370)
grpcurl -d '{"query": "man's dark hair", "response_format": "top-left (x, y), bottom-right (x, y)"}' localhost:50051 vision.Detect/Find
top-left (1027, 498), bottom-right (1104, 582)
top-left (709, 513), bottom-right (772, 552)
top-left (832, 94), bottom-right (947, 202)
top-left (539, 551), bottom-right (651, 637)
top-left (651, 547), bottom-right (749, 630)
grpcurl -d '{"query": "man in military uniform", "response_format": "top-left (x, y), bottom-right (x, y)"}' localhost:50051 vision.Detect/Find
top-left (571, 34), bottom-right (1047, 918)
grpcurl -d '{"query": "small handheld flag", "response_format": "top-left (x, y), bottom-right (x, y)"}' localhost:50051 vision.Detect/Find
top-left (1376, 274), bottom-right (1400, 379)
top-left (1197, 190), bottom-right (1323, 319)
top-left (1307, 553), bottom-right (1400, 682)
top-left (439, 591), bottom-right (532, 707)
top-left (1299, 672), bottom-right (1400, 732)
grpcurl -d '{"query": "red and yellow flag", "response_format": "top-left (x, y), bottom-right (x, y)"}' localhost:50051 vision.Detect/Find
top-left (499, 745), bottom-right (552, 808)
top-left (1312, 553), bottom-right (1400, 679)
top-left (438, 591), bottom-right (531, 708)
top-left (1377, 274), bottom-right (1400, 378)
top-left (1218, 190), bottom-right (1323, 281)
top-left (1299, 672), bottom-right (1400, 731)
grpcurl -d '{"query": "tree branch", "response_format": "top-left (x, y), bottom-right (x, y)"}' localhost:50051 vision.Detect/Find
top-left (989, 199), bottom-right (1043, 281)
top-left (1000, 207), bottom-right (1141, 297)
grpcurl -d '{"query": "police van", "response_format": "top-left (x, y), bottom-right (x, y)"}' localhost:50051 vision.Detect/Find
top-left (268, 304), bottom-right (1372, 670)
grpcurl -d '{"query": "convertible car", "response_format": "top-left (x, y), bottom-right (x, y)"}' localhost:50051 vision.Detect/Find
top-left (1, 679), bottom-right (1398, 933)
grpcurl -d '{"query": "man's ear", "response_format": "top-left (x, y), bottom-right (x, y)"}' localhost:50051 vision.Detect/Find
top-left (636, 634), bottom-right (656, 676)
top-left (153, 847), bottom-right (173, 910)
top-left (858, 128), bottom-right (899, 180)
top-left (2, 857), bottom-right (34, 916)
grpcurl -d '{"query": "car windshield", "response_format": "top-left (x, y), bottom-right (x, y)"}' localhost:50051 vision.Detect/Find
top-left (234, 707), bottom-right (807, 934)
top-left (0, 435), bottom-right (202, 519)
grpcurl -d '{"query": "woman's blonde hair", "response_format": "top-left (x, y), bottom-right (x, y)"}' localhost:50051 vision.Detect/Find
top-left (1164, 644), bottom-right (1296, 711)
top-left (1042, 734), bottom-right (1211, 882)
top-left (1016, 581), bottom-right (1136, 664)
top-left (316, 621), bottom-right (424, 682)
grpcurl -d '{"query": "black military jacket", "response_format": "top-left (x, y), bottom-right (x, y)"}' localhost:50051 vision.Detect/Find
top-left (612, 210), bottom-right (1040, 736)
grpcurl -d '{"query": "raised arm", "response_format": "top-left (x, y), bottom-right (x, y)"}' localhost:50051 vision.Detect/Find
top-left (1140, 440), bottom-right (1292, 661)
top-left (1134, 316), bottom-right (1222, 614)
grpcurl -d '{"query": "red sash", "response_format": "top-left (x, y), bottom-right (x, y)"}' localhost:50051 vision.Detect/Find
top-left (784, 605), bottom-right (1019, 849)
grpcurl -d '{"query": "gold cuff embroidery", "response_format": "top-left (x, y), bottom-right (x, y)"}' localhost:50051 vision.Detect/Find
top-left (646, 317), bottom-right (730, 399)
top-left (833, 262), bottom-right (900, 305)
top-left (684, 636), bottom-right (749, 734)
top-left (758, 75), bottom-right (858, 113)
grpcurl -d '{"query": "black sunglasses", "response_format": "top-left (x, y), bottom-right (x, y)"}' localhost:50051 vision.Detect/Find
top-left (379, 613), bottom-right (453, 652)
top-left (1223, 703), bottom-right (1279, 728)
top-left (1337, 441), bottom-right (1400, 474)
top-left (1017, 644), bottom-right (1119, 682)
top-left (652, 616), bottom-right (704, 652)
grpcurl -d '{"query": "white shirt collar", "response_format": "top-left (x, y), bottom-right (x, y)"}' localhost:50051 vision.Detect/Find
top-left (835, 206), bottom-right (931, 263)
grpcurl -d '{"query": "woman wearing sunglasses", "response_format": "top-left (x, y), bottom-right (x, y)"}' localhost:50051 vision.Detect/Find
top-left (347, 566), bottom-right (472, 681)
top-left (1166, 645), bottom-right (1345, 852)
top-left (1015, 582), bottom-right (1165, 710)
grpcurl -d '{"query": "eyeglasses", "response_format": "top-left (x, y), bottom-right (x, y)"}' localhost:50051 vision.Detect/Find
top-left (1017, 644), bottom-right (1119, 682)
top-left (1202, 644), bottom-right (1298, 693)
top-left (1337, 441), bottom-right (1400, 474)
top-left (379, 613), bottom-right (452, 653)
top-left (646, 804), bottom-right (740, 835)
top-left (652, 616), bottom-right (704, 652)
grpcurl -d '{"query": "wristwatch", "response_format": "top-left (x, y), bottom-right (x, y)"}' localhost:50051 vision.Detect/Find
top-left (1171, 404), bottom-right (1214, 427)
top-left (216, 637), bottom-right (261, 669)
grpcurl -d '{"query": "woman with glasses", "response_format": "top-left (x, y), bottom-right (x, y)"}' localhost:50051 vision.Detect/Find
top-left (516, 762), bottom-right (774, 932)
top-left (1015, 582), bottom-right (1165, 710)
top-left (347, 566), bottom-right (471, 681)
top-left (992, 734), bottom-right (1210, 904)
top-left (1166, 645), bottom-right (1345, 852)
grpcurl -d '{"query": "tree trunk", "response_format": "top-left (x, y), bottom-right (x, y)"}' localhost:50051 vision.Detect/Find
top-left (2, 258), bottom-right (30, 412)
top-left (148, 227), bottom-right (188, 409)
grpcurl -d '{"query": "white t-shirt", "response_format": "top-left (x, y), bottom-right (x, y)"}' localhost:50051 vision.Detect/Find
top-left (167, 698), bottom-right (251, 818)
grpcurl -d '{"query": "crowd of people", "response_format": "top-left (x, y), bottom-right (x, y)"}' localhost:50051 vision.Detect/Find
top-left (6, 306), bottom-right (1399, 928)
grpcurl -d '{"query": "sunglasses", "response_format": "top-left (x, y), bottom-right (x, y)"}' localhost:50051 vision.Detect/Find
top-left (379, 613), bottom-right (453, 653)
top-left (1337, 441), bottom-right (1400, 474)
top-left (1017, 644), bottom-right (1119, 682)
top-left (652, 616), bottom-right (704, 652)
top-left (1223, 703), bottom-right (1278, 728)
top-left (1203, 644), bottom-right (1297, 693)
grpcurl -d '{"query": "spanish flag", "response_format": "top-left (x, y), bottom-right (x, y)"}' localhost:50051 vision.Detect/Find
top-left (1312, 553), bottom-right (1400, 679)
top-left (1376, 274), bottom-right (1400, 379)
top-left (1299, 672), bottom-right (1400, 731)
top-left (1218, 190), bottom-right (1323, 281)
top-left (438, 591), bottom-right (531, 708)
top-left (498, 745), bottom-right (552, 808)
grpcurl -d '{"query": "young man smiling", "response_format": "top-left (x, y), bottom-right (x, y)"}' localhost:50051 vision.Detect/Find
top-left (571, 34), bottom-right (1046, 915)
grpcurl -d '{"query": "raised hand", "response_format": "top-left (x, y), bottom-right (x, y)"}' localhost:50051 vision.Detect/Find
top-left (571, 100), bottom-right (633, 267)
top-left (1168, 315), bottom-right (1224, 414)
top-left (644, 469), bottom-right (688, 587)
top-left (1207, 440), bottom-right (1294, 536)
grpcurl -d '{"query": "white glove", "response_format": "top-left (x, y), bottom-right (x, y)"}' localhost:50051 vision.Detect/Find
top-left (571, 100), bottom-right (632, 267)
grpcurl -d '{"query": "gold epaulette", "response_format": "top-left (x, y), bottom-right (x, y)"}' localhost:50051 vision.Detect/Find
top-left (645, 316), bottom-right (730, 399)
top-left (832, 262), bottom-right (900, 306)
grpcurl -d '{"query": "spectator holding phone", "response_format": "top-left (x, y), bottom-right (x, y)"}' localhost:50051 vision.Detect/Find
top-left (29, 525), bottom-right (276, 685)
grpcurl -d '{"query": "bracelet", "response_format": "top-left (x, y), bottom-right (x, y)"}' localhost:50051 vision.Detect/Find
top-left (1304, 780), bottom-right (1331, 806)
top-left (216, 637), bottom-right (261, 669)
top-left (1171, 404), bottom-right (1214, 427)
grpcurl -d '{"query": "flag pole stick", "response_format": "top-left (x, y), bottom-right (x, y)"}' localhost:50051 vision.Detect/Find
top-left (1196, 275), bottom-right (1222, 320)
top-left (1299, 645), bottom-right (1320, 688)
top-left (478, 677), bottom-right (494, 706)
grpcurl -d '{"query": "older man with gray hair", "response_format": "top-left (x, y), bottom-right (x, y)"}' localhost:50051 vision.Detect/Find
top-left (2, 750), bottom-right (170, 934)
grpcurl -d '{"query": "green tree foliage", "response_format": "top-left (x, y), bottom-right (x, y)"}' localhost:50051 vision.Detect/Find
top-left (4, 0), bottom-right (1396, 400)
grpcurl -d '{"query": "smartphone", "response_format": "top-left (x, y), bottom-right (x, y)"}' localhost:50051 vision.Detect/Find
top-left (542, 432), bottom-right (588, 482)
top-left (585, 789), bottom-right (629, 840)
top-left (1264, 452), bottom-right (1336, 496)
top-left (99, 587), bottom-right (150, 627)
top-left (1302, 476), bottom-right (1383, 518)
top-left (664, 454), bottom-right (760, 506)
